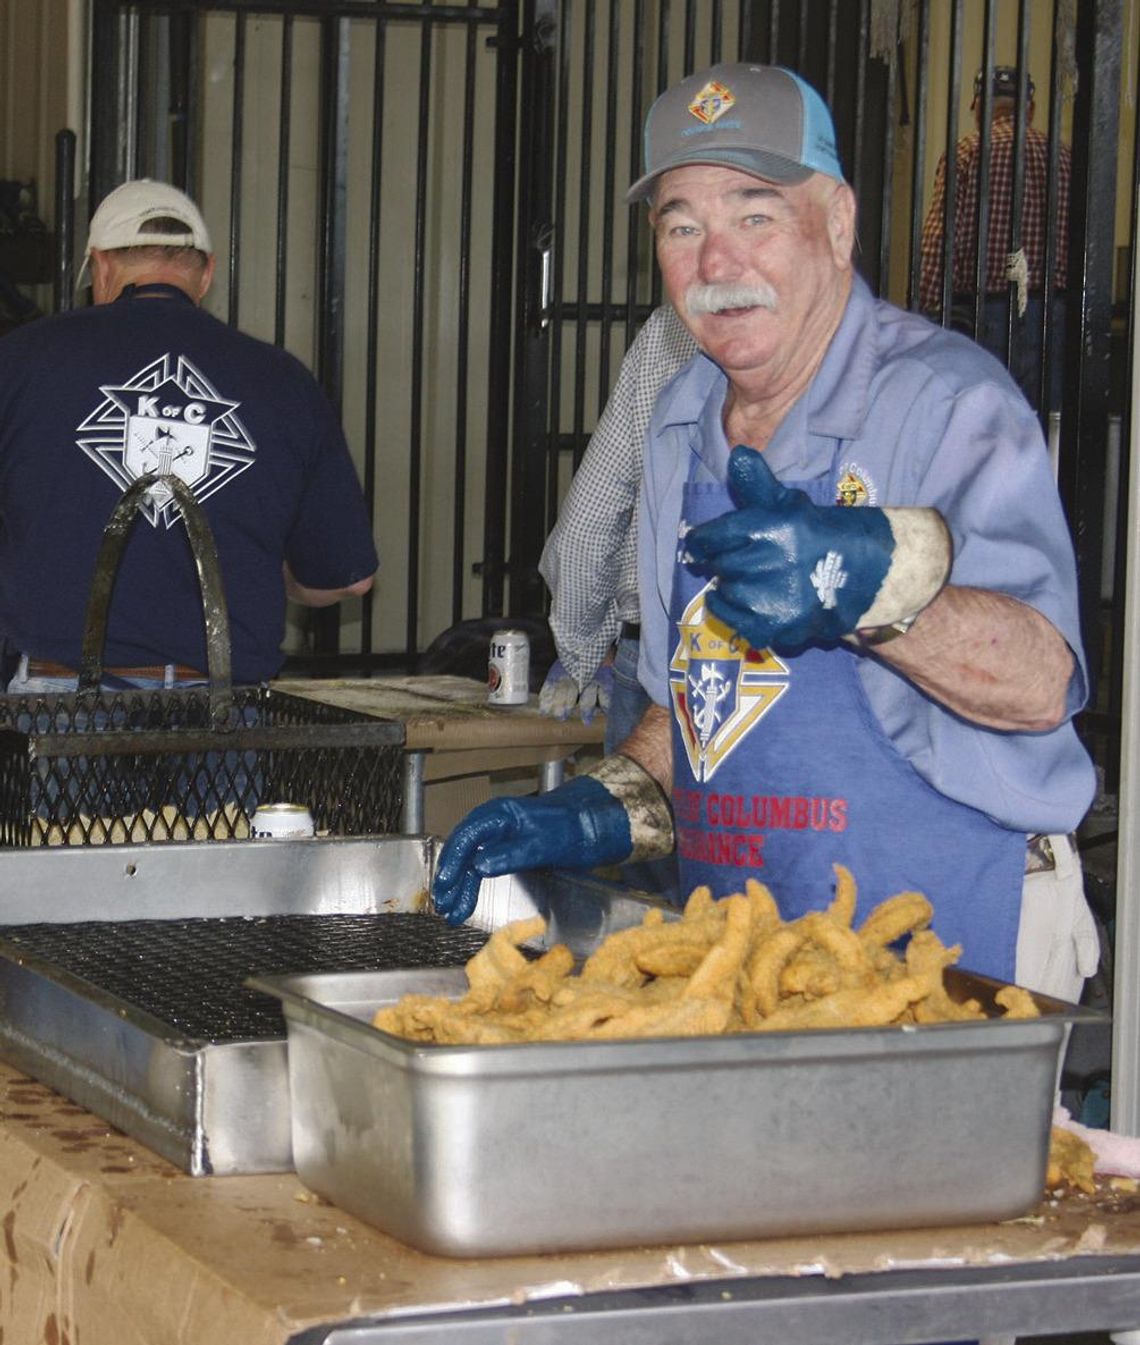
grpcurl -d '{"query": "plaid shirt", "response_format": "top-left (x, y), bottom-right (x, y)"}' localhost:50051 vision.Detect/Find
top-left (539, 305), bottom-right (698, 686)
top-left (919, 117), bottom-right (1070, 313)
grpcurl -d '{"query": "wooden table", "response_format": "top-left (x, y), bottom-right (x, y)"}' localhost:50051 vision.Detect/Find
top-left (277, 675), bottom-right (606, 836)
top-left (3, 1059), bottom-right (1140, 1344)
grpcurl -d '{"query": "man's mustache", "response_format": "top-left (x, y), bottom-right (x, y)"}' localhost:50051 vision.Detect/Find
top-left (684, 282), bottom-right (778, 315)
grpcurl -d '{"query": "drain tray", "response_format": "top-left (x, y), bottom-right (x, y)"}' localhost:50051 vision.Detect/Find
top-left (0, 912), bottom-right (489, 1175)
top-left (0, 835), bottom-right (473, 1175)
top-left (0, 838), bottom-right (659, 1176)
top-left (0, 913), bottom-right (491, 1041)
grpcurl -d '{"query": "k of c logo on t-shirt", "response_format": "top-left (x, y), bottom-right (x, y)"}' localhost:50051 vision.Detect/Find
top-left (75, 353), bottom-right (257, 527)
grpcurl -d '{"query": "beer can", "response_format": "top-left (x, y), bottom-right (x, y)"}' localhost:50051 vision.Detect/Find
top-left (488, 628), bottom-right (530, 705)
top-left (250, 802), bottom-right (315, 839)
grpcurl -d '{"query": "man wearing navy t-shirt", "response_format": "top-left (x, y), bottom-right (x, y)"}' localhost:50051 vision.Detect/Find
top-left (0, 179), bottom-right (378, 691)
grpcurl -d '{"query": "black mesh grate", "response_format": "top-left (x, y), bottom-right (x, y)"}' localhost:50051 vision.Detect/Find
top-left (0, 686), bottom-right (404, 845)
top-left (0, 913), bottom-right (490, 1042)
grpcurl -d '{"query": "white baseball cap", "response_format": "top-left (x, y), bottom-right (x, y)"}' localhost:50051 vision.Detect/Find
top-left (77, 179), bottom-right (212, 288)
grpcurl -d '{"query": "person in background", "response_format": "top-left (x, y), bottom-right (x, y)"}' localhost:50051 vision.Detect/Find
top-left (432, 62), bottom-right (1099, 1012)
top-left (538, 305), bottom-right (697, 895)
top-left (0, 179), bottom-right (377, 693)
top-left (538, 306), bottom-right (697, 752)
top-left (919, 65), bottom-right (1070, 413)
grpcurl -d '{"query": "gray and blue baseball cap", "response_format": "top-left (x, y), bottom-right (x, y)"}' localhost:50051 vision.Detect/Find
top-left (626, 63), bottom-right (845, 203)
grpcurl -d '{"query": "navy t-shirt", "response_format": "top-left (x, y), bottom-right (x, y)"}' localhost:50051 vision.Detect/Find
top-left (0, 287), bottom-right (378, 683)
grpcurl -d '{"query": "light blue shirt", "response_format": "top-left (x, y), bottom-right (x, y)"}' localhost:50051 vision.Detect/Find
top-left (638, 274), bottom-right (1096, 834)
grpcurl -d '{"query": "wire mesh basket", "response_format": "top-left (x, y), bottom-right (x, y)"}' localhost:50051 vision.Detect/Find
top-left (0, 473), bottom-right (404, 846)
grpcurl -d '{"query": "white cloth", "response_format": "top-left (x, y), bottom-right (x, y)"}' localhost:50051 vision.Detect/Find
top-left (1014, 833), bottom-right (1100, 1002)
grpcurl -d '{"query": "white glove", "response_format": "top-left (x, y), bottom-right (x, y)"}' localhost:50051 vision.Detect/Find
top-left (539, 659), bottom-right (580, 719)
top-left (539, 659), bottom-right (614, 724)
top-left (576, 664), bottom-right (614, 723)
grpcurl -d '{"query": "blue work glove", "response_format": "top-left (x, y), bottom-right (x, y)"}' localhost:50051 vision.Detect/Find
top-left (432, 775), bottom-right (633, 925)
top-left (538, 659), bottom-right (615, 724)
top-left (684, 447), bottom-right (949, 653)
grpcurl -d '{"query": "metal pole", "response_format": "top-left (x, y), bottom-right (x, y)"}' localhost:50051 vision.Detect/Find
top-left (402, 752), bottom-right (426, 835)
top-left (1111, 170), bottom-right (1140, 1136)
top-left (53, 129), bottom-right (77, 313)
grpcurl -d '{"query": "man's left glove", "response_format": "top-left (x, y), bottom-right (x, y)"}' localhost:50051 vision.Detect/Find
top-left (683, 446), bottom-right (952, 652)
top-left (432, 756), bottom-right (674, 925)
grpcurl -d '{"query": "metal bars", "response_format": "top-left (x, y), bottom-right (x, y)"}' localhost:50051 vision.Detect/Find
top-left (1058, 0), bottom-right (1122, 707)
top-left (88, 0), bottom-right (514, 669)
top-left (79, 0), bottom-right (1128, 707)
top-left (536, 0), bottom-right (903, 546)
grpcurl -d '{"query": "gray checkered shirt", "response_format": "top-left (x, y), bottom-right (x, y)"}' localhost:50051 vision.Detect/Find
top-left (539, 305), bottom-right (699, 686)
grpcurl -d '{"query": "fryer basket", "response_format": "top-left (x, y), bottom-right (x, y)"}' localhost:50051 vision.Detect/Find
top-left (0, 473), bottom-right (403, 844)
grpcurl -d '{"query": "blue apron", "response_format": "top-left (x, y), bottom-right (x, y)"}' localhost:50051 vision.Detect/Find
top-left (668, 468), bottom-right (1026, 981)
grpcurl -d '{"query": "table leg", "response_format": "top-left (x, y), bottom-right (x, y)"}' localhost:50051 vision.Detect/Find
top-left (539, 759), bottom-right (565, 793)
top-left (402, 752), bottom-right (426, 833)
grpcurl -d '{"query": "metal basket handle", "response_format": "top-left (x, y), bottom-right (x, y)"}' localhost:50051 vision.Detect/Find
top-left (79, 472), bottom-right (234, 723)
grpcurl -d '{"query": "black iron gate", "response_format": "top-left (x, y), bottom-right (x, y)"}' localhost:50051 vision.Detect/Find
top-left (515, 0), bottom-right (898, 619)
top-left (523, 0), bottom-right (1126, 777)
top-left (84, 0), bottom-right (521, 673)
top-left (77, 0), bottom-right (1128, 759)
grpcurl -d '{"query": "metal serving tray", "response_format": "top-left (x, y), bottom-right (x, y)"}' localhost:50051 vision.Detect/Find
top-left (254, 964), bottom-right (1103, 1258)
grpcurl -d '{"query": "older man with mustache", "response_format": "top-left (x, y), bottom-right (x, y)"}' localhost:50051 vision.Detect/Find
top-left (434, 63), bottom-right (1098, 1006)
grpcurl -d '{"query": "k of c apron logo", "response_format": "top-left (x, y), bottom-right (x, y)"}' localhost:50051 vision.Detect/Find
top-left (75, 354), bottom-right (256, 528)
top-left (835, 463), bottom-right (877, 508)
top-left (687, 80), bottom-right (736, 125)
top-left (669, 583), bottom-right (789, 783)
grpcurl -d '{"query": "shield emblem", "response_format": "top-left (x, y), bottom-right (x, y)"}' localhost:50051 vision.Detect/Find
top-left (669, 583), bottom-right (789, 782)
top-left (122, 416), bottom-right (211, 507)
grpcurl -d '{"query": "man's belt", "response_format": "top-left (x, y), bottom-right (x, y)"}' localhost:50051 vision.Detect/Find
top-left (619, 621), bottom-right (641, 642)
top-left (26, 658), bottom-right (207, 681)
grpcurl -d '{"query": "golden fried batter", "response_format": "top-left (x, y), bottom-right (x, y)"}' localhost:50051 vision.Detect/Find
top-left (372, 870), bottom-right (1043, 1045)
top-left (828, 863), bottom-right (858, 929)
top-left (1047, 1126), bottom-right (1097, 1194)
top-left (683, 893), bottom-right (752, 1004)
top-left (744, 922), bottom-right (812, 1021)
top-left (755, 974), bottom-right (934, 1031)
top-left (856, 891), bottom-right (934, 949)
top-left (995, 984), bottom-right (1042, 1019)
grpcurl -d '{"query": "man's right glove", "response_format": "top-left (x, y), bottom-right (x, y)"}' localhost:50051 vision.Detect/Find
top-left (577, 662), bottom-right (614, 723)
top-left (683, 446), bottom-right (951, 653)
top-left (432, 755), bottom-right (674, 925)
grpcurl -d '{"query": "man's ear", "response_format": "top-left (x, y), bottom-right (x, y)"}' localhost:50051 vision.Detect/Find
top-left (196, 253), bottom-right (216, 303)
top-left (90, 250), bottom-right (115, 304)
top-left (826, 182), bottom-right (857, 268)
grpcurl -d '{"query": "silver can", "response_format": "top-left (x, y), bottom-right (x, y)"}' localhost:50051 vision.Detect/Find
top-left (250, 802), bottom-right (315, 839)
top-left (488, 628), bottom-right (530, 705)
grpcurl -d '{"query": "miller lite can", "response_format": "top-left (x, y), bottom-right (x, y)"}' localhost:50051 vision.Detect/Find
top-left (488, 628), bottom-right (530, 705)
top-left (250, 802), bottom-right (315, 839)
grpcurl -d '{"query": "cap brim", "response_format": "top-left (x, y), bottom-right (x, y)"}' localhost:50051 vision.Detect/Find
top-left (626, 147), bottom-right (814, 203)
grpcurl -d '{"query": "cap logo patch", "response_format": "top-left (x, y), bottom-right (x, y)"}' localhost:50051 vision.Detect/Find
top-left (688, 80), bottom-right (736, 125)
